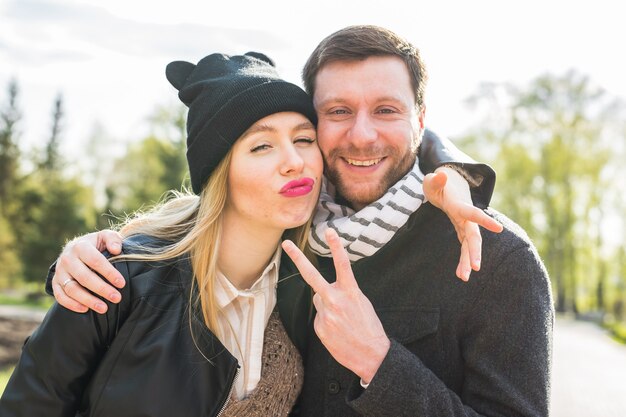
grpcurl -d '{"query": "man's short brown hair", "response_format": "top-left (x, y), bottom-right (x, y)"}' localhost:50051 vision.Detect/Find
top-left (302, 25), bottom-right (428, 109)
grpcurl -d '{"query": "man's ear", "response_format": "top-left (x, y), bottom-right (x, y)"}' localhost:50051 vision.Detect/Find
top-left (413, 105), bottom-right (426, 153)
top-left (418, 105), bottom-right (426, 131)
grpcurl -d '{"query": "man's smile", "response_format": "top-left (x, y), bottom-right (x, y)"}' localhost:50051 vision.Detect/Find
top-left (343, 157), bottom-right (384, 167)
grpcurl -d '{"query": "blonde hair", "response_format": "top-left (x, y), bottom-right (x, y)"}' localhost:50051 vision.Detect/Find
top-left (110, 148), bottom-right (312, 340)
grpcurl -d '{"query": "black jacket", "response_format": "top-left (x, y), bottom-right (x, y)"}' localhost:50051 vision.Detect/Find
top-left (0, 129), bottom-right (495, 416)
top-left (419, 129), bottom-right (494, 208)
top-left (0, 235), bottom-right (312, 417)
top-left (298, 206), bottom-right (553, 417)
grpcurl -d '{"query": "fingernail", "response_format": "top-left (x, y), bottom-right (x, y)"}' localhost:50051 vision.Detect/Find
top-left (110, 292), bottom-right (121, 303)
top-left (112, 243), bottom-right (121, 251)
top-left (115, 278), bottom-right (125, 287)
top-left (95, 302), bottom-right (107, 313)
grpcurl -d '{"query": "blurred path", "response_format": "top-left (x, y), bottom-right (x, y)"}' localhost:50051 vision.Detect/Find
top-left (0, 305), bottom-right (46, 322)
top-left (551, 315), bottom-right (626, 417)
top-left (0, 305), bottom-right (44, 369)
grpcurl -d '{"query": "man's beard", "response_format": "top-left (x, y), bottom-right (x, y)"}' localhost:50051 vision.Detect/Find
top-left (324, 148), bottom-right (416, 210)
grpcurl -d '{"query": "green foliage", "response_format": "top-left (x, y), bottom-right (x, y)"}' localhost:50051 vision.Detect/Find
top-left (492, 143), bottom-right (539, 236)
top-left (0, 81), bottom-right (98, 286)
top-left (603, 320), bottom-right (626, 345)
top-left (104, 104), bottom-right (188, 217)
top-left (0, 79), bottom-right (21, 215)
top-left (13, 172), bottom-right (96, 283)
top-left (24, 100), bottom-right (189, 286)
top-left (0, 292), bottom-right (53, 310)
top-left (0, 215), bottom-right (21, 288)
top-left (0, 366), bottom-right (15, 396)
top-left (458, 70), bottom-right (625, 316)
top-left (40, 93), bottom-right (64, 172)
top-left (106, 135), bottom-right (187, 213)
top-left (0, 79), bottom-right (188, 294)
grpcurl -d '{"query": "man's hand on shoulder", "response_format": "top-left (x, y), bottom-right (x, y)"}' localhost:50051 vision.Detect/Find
top-left (424, 167), bottom-right (503, 281)
top-left (51, 230), bottom-right (125, 314)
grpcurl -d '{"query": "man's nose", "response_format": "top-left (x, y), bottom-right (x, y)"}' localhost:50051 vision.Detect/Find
top-left (348, 111), bottom-right (378, 146)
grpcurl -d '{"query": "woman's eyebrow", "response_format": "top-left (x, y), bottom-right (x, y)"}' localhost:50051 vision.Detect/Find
top-left (293, 122), bottom-right (315, 132)
top-left (241, 123), bottom-right (275, 139)
top-left (242, 121), bottom-right (315, 140)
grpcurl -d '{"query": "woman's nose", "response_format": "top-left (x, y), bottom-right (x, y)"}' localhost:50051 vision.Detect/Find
top-left (280, 143), bottom-right (305, 175)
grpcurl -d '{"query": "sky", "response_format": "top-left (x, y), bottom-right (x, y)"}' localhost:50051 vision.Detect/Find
top-left (1, 0), bottom-right (625, 161)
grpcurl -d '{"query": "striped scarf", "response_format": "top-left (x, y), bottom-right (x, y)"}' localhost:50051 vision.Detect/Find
top-left (308, 159), bottom-right (426, 262)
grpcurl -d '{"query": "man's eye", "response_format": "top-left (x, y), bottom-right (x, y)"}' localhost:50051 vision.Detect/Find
top-left (251, 144), bottom-right (271, 152)
top-left (330, 109), bottom-right (349, 115)
top-left (377, 108), bottom-right (395, 114)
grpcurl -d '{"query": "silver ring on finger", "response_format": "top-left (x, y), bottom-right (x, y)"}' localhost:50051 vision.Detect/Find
top-left (61, 278), bottom-right (75, 289)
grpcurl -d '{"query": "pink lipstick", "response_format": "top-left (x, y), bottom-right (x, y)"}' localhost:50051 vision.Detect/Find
top-left (280, 177), bottom-right (314, 197)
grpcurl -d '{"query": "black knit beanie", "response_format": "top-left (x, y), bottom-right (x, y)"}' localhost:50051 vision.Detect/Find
top-left (166, 52), bottom-right (318, 194)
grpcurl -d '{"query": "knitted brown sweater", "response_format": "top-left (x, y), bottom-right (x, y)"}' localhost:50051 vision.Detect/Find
top-left (220, 312), bottom-right (304, 417)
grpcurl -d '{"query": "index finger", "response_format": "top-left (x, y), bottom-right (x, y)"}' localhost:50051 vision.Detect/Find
top-left (281, 240), bottom-right (331, 296)
top-left (457, 204), bottom-right (503, 234)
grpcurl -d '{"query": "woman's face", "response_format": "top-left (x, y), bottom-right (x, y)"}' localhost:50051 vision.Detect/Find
top-left (226, 111), bottom-right (323, 232)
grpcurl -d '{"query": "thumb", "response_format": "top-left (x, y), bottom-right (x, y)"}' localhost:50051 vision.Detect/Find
top-left (97, 230), bottom-right (124, 254)
top-left (423, 171), bottom-right (447, 206)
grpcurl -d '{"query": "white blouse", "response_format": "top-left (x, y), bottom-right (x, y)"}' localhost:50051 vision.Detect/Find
top-left (214, 247), bottom-right (281, 400)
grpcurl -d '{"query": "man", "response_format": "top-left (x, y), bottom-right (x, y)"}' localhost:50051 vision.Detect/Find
top-left (48, 26), bottom-right (552, 416)
top-left (277, 26), bottom-right (553, 417)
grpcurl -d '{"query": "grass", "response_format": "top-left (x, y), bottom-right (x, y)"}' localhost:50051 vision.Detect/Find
top-left (606, 321), bottom-right (626, 345)
top-left (0, 291), bottom-right (53, 310)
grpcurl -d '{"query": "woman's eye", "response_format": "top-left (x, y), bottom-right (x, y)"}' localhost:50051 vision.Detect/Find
top-left (251, 144), bottom-right (271, 152)
top-left (295, 137), bottom-right (316, 145)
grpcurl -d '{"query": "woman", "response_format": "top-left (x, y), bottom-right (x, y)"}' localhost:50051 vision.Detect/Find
top-left (1, 51), bottom-right (498, 416)
top-left (0, 52), bottom-right (323, 417)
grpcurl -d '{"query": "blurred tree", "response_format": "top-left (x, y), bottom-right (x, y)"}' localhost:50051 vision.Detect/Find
top-left (0, 80), bottom-right (23, 288)
top-left (617, 244), bottom-right (626, 321)
top-left (148, 103), bottom-right (186, 146)
top-left (15, 174), bottom-right (95, 283)
top-left (614, 177), bottom-right (626, 321)
top-left (11, 93), bottom-right (97, 283)
top-left (104, 104), bottom-right (188, 216)
top-left (0, 79), bottom-right (21, 215)
top-left (458, 70), bottom-right (621, 314)
top-left (41, 93), bottom-right (64, 172)
top-left (0, 215), bottom-right (21, 288)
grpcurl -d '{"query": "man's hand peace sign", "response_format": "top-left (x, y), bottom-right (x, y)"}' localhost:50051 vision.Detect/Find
top-left (282, 228), bottom-right (390, 384)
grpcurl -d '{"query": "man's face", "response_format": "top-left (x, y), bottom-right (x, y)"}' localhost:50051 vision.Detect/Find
top-left (313, 56), bottom-right (425, 210)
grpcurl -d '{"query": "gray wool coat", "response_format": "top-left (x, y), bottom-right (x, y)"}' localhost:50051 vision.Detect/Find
top-left (296, 204), bottom-right (554, 417)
